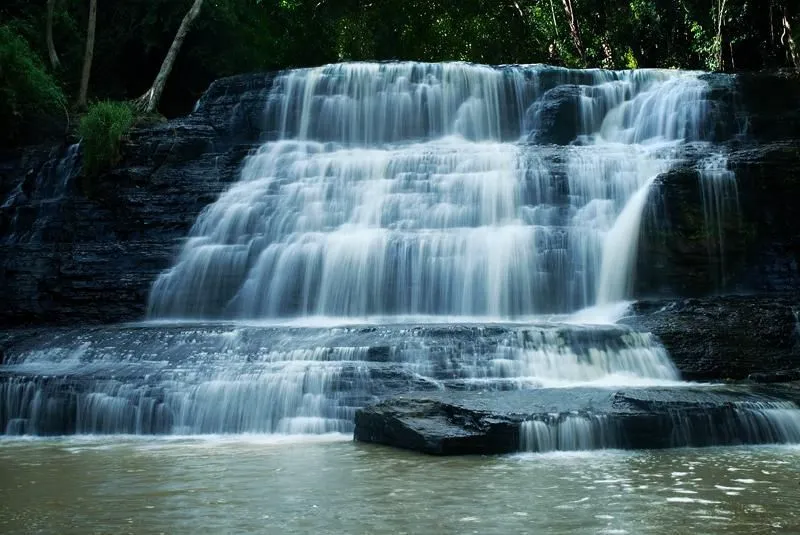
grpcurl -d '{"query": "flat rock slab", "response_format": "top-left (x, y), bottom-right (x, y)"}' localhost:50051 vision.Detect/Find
top-left (354, 386), bottom-right (800, 455)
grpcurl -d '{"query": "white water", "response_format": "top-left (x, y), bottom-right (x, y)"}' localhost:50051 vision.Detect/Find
top-left (148, 63), bottom-right (709, 319)
top-left (521, 402), bottom-right (800, 452)
top-left (0, 324), bottom-right (679, 435)
top-left (520, 415), bottom-right (617, 451)
top-left (596, 175), bottom-right (658, 304)
top-left (7, 63), bottom-right (781, 440)
top-left (699, 153), bottom-right (740, 285)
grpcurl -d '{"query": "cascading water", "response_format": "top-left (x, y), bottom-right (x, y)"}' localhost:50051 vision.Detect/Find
top-left (147, 64), bottom-right (706, 319)
top-left (519, 400), bottom-right (800, 453)
top-left (5, 62), bottom-right (797, 444)
top-left (0, 324), bottom-right (680, 435)
top-left (699, 153), bottom-right (740, 285)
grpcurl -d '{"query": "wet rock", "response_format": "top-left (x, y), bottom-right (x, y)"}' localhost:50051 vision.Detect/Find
top-left (527, 85), bottom-right (583, 145)
top-left (748, 370), bottom-right (800, 383)
top-left (622, 296), bottom-right (800, 381)
top-left (354, 386), bottom-right (800, 454)
top-left (635, 140), bottom-right (800, 298)
top-left (0, 74), bottom-right (278, 327)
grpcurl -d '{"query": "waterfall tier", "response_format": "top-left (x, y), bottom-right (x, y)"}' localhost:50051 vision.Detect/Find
top-left (148, 62), bottom-right (717, 319)
top-left (353, 388), bottom-right (800, 455)
top-left (0, 323), bottom-right (678, 435)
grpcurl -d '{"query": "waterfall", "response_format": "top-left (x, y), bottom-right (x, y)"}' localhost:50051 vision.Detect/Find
top-left (147, 63), bottom-right (712, 319)
top-left (595, 176), bottom-right (657, 304)
top-left (0, 324), bottom-right (679, 435)
top-left (9, 63), bottom-right (775, 439)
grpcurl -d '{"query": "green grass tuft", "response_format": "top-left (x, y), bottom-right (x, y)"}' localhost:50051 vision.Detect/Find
top-left (78, 101), bottom-right (135, 177)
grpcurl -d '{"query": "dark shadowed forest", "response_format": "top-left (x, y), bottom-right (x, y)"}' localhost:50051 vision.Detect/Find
top-left (2, 0), bottom-right (798, 146)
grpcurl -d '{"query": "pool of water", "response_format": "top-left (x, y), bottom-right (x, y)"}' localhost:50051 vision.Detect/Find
top-left (1, 436), bottom-right (799, 534)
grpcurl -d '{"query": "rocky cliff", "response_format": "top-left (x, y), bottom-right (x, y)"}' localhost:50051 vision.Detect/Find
top-left (0, 75), bottom-right (275, 326)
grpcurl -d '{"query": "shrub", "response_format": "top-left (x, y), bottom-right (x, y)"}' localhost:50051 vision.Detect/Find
top-left (78, 101), bottom-right (134, 176)
top-left (0, 25), bottom-right (66, 144)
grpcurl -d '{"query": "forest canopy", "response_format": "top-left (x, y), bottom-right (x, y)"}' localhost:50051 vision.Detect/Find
top-left (1, 0), bottom-right (798, 141)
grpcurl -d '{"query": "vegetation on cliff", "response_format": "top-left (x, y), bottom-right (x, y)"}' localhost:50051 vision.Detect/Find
top-left (0, 0), bottom-right (798, 146)
top-left (77, 101), bottom-right (134, 177)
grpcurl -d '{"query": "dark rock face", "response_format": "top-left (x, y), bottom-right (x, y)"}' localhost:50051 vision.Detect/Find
top-left (622, 296), bottom-right (800, 381)
top-left (527, 85), bottom-right (584, 145)
top-left (0, 75), bottom-right (276, 326)
top-left (636, 142), bottom-right (800, 298)
top-left (634, 71), bottom-right (800, 298)
top-left (354, 386), bottom-right (800, 455)
top-left (735, 71), bottom-right (800, 142)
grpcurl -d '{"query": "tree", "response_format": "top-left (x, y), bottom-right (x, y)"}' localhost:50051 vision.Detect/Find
top-left (76, 0), bottom-right (97, 110)
top-left (714, 0), bottom-right (728, 70)
top-left (561, 0), bottom-right (585, 63)
top-left (135, 0), bottom-right (205, 114)
top-left (46, 0), bottom-right (60, 69)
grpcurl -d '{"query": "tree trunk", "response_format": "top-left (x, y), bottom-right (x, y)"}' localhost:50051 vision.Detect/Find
top-left (715, 0), bottom-right (727, 71)
top-left (46, 0), bottom-right (60, 69)
top-left (549, 0), bottom-right (560, 38)
top-left (561, 0), bottom-right (585, 63)
top-left (509, 0), bottom-right (524, 18)
top-left (135, 0), bottom-right (205, 114)
top-left (76, 0), bottom-right (97, 110)
top-left (782, 6), bottom-right (799, 69)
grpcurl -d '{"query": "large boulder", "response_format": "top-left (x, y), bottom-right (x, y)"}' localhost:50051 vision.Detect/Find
top-left (354, 386), bottom-right (800, 455)
top-left (526, 84), bottom-right (584, 145)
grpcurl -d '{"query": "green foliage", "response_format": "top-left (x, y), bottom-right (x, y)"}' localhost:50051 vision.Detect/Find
top-left (1, 0), bottom-right (799, 144)
top-left (0, 25), bottom-right (66, 143)
top-left (623, 48), bottom-right (639, 70)
top-left (77, 101), bottom-right (134, 176)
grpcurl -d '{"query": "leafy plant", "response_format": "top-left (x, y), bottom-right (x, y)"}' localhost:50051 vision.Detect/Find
top-left (0, 25), bottom-right (66, 143)
top-left (77, 101), bottom-right (134, 176)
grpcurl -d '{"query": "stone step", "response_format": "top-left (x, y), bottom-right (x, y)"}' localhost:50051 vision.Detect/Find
top-left (353, 385), bottom-right (800, 454)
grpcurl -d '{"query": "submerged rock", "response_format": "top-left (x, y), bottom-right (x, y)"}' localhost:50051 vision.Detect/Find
top-left (354, 386), bottom-right (800, 455)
